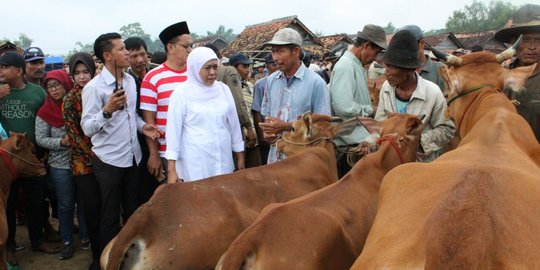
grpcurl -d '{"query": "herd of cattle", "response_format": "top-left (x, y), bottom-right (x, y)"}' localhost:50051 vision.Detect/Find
top-left (1, 37), bottom-right (539, 270)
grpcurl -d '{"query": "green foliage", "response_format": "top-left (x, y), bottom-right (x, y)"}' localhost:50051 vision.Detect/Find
top-left (445, 0), bottom-right (515, 33)
top-left (205, 25), bottom-right (237, 42)
top-left (1, 33), bottom-right (33, 49)
top-left (384, 22), bottom-right (396, 34)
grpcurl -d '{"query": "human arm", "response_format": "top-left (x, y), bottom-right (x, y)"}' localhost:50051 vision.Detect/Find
top-left (35, 117), bottom-right (65, 150)
top-left (222, 69), bottom-right (252, 129)
top-left (235, 151), bottom-right (246, 171)
top-left (164, 89), bottom-right (185, 183)
top-left (330, 63), bottom-right (374, 117)
top-left (81, 84), bottom-right (126, 137)
top-left (419, 93), bottom-right (456, 155)
top-left (142, 110), bottom-right (163, 178)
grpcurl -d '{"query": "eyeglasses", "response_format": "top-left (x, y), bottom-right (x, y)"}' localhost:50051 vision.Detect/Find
top-left (46, 82), bottom-right (62, 91)
top-left (172, 42), bottom-right (193, 51)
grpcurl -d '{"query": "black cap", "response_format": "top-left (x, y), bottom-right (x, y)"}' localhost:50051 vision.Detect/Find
top-left (23, 47), bottom-right (45, 62)
top-left (159, 21), bottom-right (190, 46)
top-left (0, 52), bottom-right (26, 68)
top-left (229, 53), bottom-right (253, 66)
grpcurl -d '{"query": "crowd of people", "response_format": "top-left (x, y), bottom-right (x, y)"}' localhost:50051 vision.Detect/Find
top-left (0, 3), bottom-right (538, 270)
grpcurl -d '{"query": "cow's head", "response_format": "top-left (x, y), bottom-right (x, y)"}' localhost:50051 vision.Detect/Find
top-left (433, 36), bottom-right (536, 104)
top-left (276, 113), bottom-right (354, 156)
top-left (0, 132), bottom-right (46, 178)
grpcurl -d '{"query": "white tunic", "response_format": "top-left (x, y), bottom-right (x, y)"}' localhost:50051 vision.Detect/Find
top-left (165, 82), bottom-right (244, 181)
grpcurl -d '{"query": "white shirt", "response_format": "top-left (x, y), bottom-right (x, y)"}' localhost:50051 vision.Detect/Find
top-left (165, 82), bottom-right (244, 182)
top-left (81, 66), bottom-right (145, 168)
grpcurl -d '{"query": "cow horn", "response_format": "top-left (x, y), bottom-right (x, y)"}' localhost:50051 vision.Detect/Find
top-left (496, 35), bottom-right (522, 63)
top-left (430, 46), bottom-right (462, 66)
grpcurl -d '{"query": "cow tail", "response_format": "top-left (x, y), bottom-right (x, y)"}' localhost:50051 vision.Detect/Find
top-left (102, 206), bottom-right (149, 270)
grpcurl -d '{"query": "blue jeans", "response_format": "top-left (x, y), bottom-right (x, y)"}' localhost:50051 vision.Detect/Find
top-left (49, 167), bottom-right (89, 243)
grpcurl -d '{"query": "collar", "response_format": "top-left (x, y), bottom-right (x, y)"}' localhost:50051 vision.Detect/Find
top-left (383, 73), bottom-right (428, 101)
top-left (343, 50), bottom-right (363, 67)
top-left (276, 61), bottom-right (306, 81)
top-left (0, 148), bottom-right (17, 178)
top-left (100, 66), bottom-right (119, 86)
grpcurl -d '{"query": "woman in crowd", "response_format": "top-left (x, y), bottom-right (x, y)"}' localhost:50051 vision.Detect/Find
top-left (62, 52), bottom-right (101, 270)
top-left (35, 69), bottom-right (90, 260)
top-left (166, 47), bottom-right (245, 183)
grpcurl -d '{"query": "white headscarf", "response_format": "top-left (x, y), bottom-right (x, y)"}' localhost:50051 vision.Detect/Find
top-left (186, 47), bottom-right (219, 89)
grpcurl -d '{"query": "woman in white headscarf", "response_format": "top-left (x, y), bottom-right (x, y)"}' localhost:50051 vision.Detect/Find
top-left (165, 47), bottom-right (245, 182)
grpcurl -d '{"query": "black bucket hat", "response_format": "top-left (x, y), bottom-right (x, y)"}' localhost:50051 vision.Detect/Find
top-left (380, 30), bottom-right (421, 69)
top-left (495, 4), bottom-right (540, 43)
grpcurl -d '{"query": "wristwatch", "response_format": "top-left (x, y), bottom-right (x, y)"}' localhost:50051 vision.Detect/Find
top-left (102, 108), bottom-right (112, 119)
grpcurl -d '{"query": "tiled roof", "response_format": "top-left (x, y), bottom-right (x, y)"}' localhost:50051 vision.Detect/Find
top-left (222, 15), bottom-right (325, 57)
top-left (319, 34), bottom-right (352, 48)
top-left (454, 31), bottom-right (507, 53)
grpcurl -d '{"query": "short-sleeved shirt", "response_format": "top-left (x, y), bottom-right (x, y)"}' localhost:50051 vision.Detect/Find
top-left (139, 63), bottom-right (187, 157)
top-left (0, 83), bottom-right (46, 142)
top-left (261, 63), bottom-right (331, 163)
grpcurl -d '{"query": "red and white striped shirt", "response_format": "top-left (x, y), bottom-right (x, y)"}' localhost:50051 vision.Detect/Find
top-left (140, 63), bottom-right (187, 156)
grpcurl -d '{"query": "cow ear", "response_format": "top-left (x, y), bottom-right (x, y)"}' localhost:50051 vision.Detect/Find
top-left (14, 133), bottom-right (24, 151)
top-left (357, 117), bottom-right (382, 134)
top-left (406, 116), bottom-right (424, 135)
top-left (302, 112), bottom-right (313, 137)
top-left (505, 64), bottom-right (536, 93)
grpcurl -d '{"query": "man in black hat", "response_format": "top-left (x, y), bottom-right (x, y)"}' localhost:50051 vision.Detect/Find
top-left (23, 46), bottom-right (47, 87)
top-left (229, 53), bottom-right (260, 167)
top-left (0, 52), bottom-right (60, 266)
top-left (495, 3), bottom-right (540, 142)
top-left (372, 30), bottom-right (455, 162)
top-left (140, 21), bottom-right (191, 184)
top-left (329, 24), bottom-right (387, 176)
top-left (398, 25), bottom-right (446, 91)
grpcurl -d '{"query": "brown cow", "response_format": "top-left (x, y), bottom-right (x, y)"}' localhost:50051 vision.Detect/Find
top-left (100, 113), bottom-right (352, 270)
top-left (351, 37), bottom-right (540, 269)
top-left (215, 113), bottom-right (423, 270)
top-left (0, 133), bottom-right (46, 270)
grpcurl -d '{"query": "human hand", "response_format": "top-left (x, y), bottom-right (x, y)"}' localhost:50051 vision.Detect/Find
top-left (352, 141), bottom-right (374, 157)
top-left (0, 84), bottom-right (10, 99)
top-left (245, 128), bottom-right (257, 148)
top-left (143, 124), bottom-right (164, 140)
top-left (147, 153), bottom-right (163, 179)
top-left (167, 171), bottom-right (183, 184)
top-left (104, 89), bottom-right (127, 113)
top-left (60, 135), bottom-right (70, 147)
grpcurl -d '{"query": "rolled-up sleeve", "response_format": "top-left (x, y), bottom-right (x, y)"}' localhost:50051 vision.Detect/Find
top-left (81, 84), bottom-right (108, 137)
top-left (420, 93), bottom-right (456, 154)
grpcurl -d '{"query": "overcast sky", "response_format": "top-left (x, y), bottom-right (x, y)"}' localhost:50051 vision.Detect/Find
top-left (1, 0), bottom-right (532, 55)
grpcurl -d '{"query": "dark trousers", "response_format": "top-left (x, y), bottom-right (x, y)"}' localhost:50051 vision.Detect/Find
top-left (137, 152), bottom-right (160, 204)
top-left (92, 156), bottom-right (141, 252)
top-left (6, 176), bottom-right (46, 250)
top-left (73, 173), bottom-right (101, 264)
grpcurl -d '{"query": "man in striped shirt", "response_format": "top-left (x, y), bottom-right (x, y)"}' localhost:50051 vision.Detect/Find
top-left (140, 21), bottom-right (192, 181)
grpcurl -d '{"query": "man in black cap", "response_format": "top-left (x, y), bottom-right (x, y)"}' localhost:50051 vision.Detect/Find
top-left (371, 30), bottom-right (455, 162)
top-left (398, 25), bottom-right (446, 91)
top-left (0, 52), bottom-right (60, 266)
top-left (140, 21), bottom-right (191, 184)
top-left (229, 53), bottom-right (260, 167)
top-left (495, 3), bottom-right (540, 142)
top-left (23, 46), bottom-right (47, 87)
top-left (329, 24), bottom-right (387, 176)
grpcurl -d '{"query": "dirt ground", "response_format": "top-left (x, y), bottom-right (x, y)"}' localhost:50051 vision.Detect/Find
top-left (12, 219), bottom-right (92, 270)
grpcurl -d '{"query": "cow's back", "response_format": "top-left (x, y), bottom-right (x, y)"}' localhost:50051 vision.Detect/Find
top-left (352, 143), bottom-right (540, 269)
top-left (102, 147), bottom-right (336, 270)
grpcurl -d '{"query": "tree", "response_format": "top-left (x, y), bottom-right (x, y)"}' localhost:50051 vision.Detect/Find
top-left (445, 0), bottom-right (515, 33)
top-left (205, 25), bottom-right (237, 42)
top-left (1, 34), bottom-right (33, 49)
top-left (119, 22), bottom-right (162, 53)
top-left (384, 22), bottom-right (396, 34)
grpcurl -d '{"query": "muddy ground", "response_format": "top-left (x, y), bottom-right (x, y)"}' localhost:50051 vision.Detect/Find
top-left (12, 220), bottom-right (92, 270)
